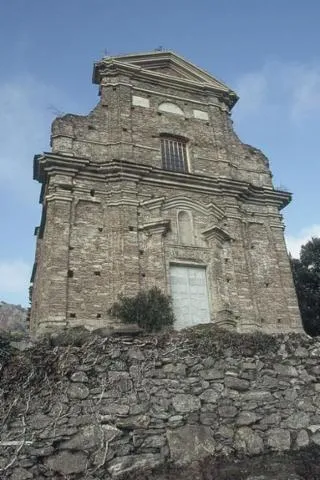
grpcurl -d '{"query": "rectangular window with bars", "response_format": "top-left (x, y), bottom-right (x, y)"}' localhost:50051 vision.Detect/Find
top-left (160, 136), bottom-right (188, 172)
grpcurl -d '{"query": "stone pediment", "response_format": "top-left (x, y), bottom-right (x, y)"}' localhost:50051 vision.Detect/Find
top-left (162, 195), bottom-right (225, 220)
top-left (202, 225), bottom-right (232, 243)
top-left (141, 195), bottom-right (225, 221)
top-left (93, 51), bottom-right (238, 107)
top-left (147, 65), bottom-right (187, 79)
top-left (138, 218), bottom-right (170, 236)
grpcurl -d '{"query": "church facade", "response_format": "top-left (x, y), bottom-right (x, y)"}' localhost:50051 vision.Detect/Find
top-left (30, 51), bottom-right (302, 334)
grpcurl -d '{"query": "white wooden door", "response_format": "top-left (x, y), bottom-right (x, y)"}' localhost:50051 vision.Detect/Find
top-left (169, 265), bottom-right (210, 330)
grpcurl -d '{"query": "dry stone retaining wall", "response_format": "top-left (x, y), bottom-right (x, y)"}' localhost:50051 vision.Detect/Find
top-left (1, 327), bottom-right (320, 479)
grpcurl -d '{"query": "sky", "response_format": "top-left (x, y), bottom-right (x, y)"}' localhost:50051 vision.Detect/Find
top-left (0, 0), bottom-right (320, 306)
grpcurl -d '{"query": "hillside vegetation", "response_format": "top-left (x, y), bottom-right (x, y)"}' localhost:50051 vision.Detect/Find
top-left (0, 301), bottom-right (27, 333)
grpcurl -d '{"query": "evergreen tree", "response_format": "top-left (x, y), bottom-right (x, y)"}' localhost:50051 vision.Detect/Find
top-left (291, 237), bottom-right (320, 336)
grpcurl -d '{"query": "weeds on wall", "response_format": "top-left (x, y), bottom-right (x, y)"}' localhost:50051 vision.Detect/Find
top-left (108, 287), bottom-right (175, 332)
top-left (182, 324), bottom-right (281, 356)
top-left (0, 332), bottom-right (13, 370)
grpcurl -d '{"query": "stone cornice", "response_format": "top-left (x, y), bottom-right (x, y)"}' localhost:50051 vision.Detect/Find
top-left (34, 153), bottom-right (291, 210)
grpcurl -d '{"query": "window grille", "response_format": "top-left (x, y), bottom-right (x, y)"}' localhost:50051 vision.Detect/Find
top-left (160, 136), bottom-right (188, 172)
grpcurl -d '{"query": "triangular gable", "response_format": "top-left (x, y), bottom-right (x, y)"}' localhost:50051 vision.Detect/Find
top-left (145, 65), bottom-right (187, 79)
top-left (113, 51), bottom-right (231, 91)
top-left (93, 51), bottom-right (238, 104)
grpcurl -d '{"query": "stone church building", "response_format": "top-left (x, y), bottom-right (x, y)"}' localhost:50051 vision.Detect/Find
top-left (30, 51), bottom-right (302, 334)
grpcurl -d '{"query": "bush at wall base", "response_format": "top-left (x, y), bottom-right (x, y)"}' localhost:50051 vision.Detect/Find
top-left (108, 287), bottom-right (175, 333)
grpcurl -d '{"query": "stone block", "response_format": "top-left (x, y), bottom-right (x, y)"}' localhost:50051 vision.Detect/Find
top-left (108, 453), bottom-right (162, 478)
top-left (172, 394), bottom-right (201, 413)
top-left (71, 371), bottom-right (89, 383)
top-left (236, 411), bottom-right (259, 426)
top-left (235, 427), bottom-right (264, 455)
top-left (225, 376), bottom-right (250, 391)
top-left (45, 451), bottom-right (88, 475)
top-left (284, 412), bottom-right (310, 429)
top-left (10, 468), bottom-right (33, 480)
top-left (67, 383), bottom-right (90, 399)
top-left (167, 425), bottom-right (215, 465)
top-left (116, 415), bottom-right (150, 429)
top-left (267, 428), bottom-right (291, 451)
top-left (200, 388), bottom-right (220, 403)
top-left (296, 429), bottom-right (309, 448)
top-left (218, 405), bottom-right (238, 418)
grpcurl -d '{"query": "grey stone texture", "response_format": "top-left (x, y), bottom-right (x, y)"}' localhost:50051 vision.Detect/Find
top-left (29, 51), bottom-right (302, 334)
top-left (167, 425), bottom-right (216, 465)
top-left (1, 331), bottom-right (320, 479)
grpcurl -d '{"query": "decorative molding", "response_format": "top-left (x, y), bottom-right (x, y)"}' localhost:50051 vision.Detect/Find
top-left (94, 50), bottom-right (233, 89)
top-left (74, 197), bottom-right (102, 206)
top-left (162, 195), bottom-right (225, 220)
top-left (270, 224), bottom-right (285, 230)
top-left (202, 225), bottom-right (232, 243)
top-left (141, 197), bottom-right (165, 211)
top-left (34, 155), bottom-right (291, 210)
top-left (45, 193), bottom-right (73, 203)
top-left (158, 102), bottom-right (184, 115)
top-left (132, 95), bottom-right (150, 108)
top-left (138, 218), bottom-right (170, 236)
top-left (167, 243), bottom-right (210, 252)
top-left (72, 139), bottom-right (159, 152)
top-left (133, 85), bottom-right (223, 109)
top-left (169, 258), bottom-right (207, 266)
top-left (107, 199), bottom-right (140, 207)
top-left (101, 82), bottom-right (223, 109)
top-left (246, 219), bottom-right (265, 225)
top-left (193, 109), bottom-right (209, 120)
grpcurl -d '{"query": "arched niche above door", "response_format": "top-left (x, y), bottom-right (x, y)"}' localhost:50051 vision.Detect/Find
top-left (177, 210), bottom-right (194, 245)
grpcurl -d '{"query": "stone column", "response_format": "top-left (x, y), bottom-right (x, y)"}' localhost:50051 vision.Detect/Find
top-left (100, 79), bottom-right (133, 161)
top-left (224, 200), bottom-right (259, 331)
top-left (105, 182), bottom-right (141, 304)
top-left (34, 192), bottom-right (72, 332)
top-left (269, 221), bottom-right (302, 332)
top-left (139, 220), bottom-right (170, 293)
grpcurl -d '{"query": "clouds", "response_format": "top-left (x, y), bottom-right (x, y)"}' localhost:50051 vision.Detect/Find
top-left (286, 225), bottom-right (320, 258)
top-left (0, 260), bottom-right (31, 295)
top-left (0, 75), bottom-right (66, 305)
top-left (0, 76), bottom-right (66, 197)
top-left (234, 59), bottom-right (320, 122)
top-left (290, 64), bottom-right (320, 120)
top-left (233, 58), bottom-right (320, 258)
top-left (235, 71), bottom-right (268, 114)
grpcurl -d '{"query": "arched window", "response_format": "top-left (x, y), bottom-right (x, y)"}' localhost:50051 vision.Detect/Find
top-left (158, 102), bottom-right (184, 115)
top-left (160, 135), bottom-right (188, 172)
top-left (178, 210), bottom-right (193, 245)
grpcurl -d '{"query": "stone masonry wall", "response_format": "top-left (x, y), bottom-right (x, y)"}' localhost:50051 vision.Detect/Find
top-left (30, 53), bottom-right (301, 334)
top-left (30, 171), bottom-right (301, 334)
top-left (1, 327), bottom-right (320, 479)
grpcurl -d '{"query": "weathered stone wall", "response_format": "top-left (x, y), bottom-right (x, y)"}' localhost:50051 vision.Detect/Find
top-left (1, 328), bottom-right (320, 479)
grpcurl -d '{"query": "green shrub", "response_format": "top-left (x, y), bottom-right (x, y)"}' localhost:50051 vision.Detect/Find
top-left (109, 287), bottom-right (175, 332)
